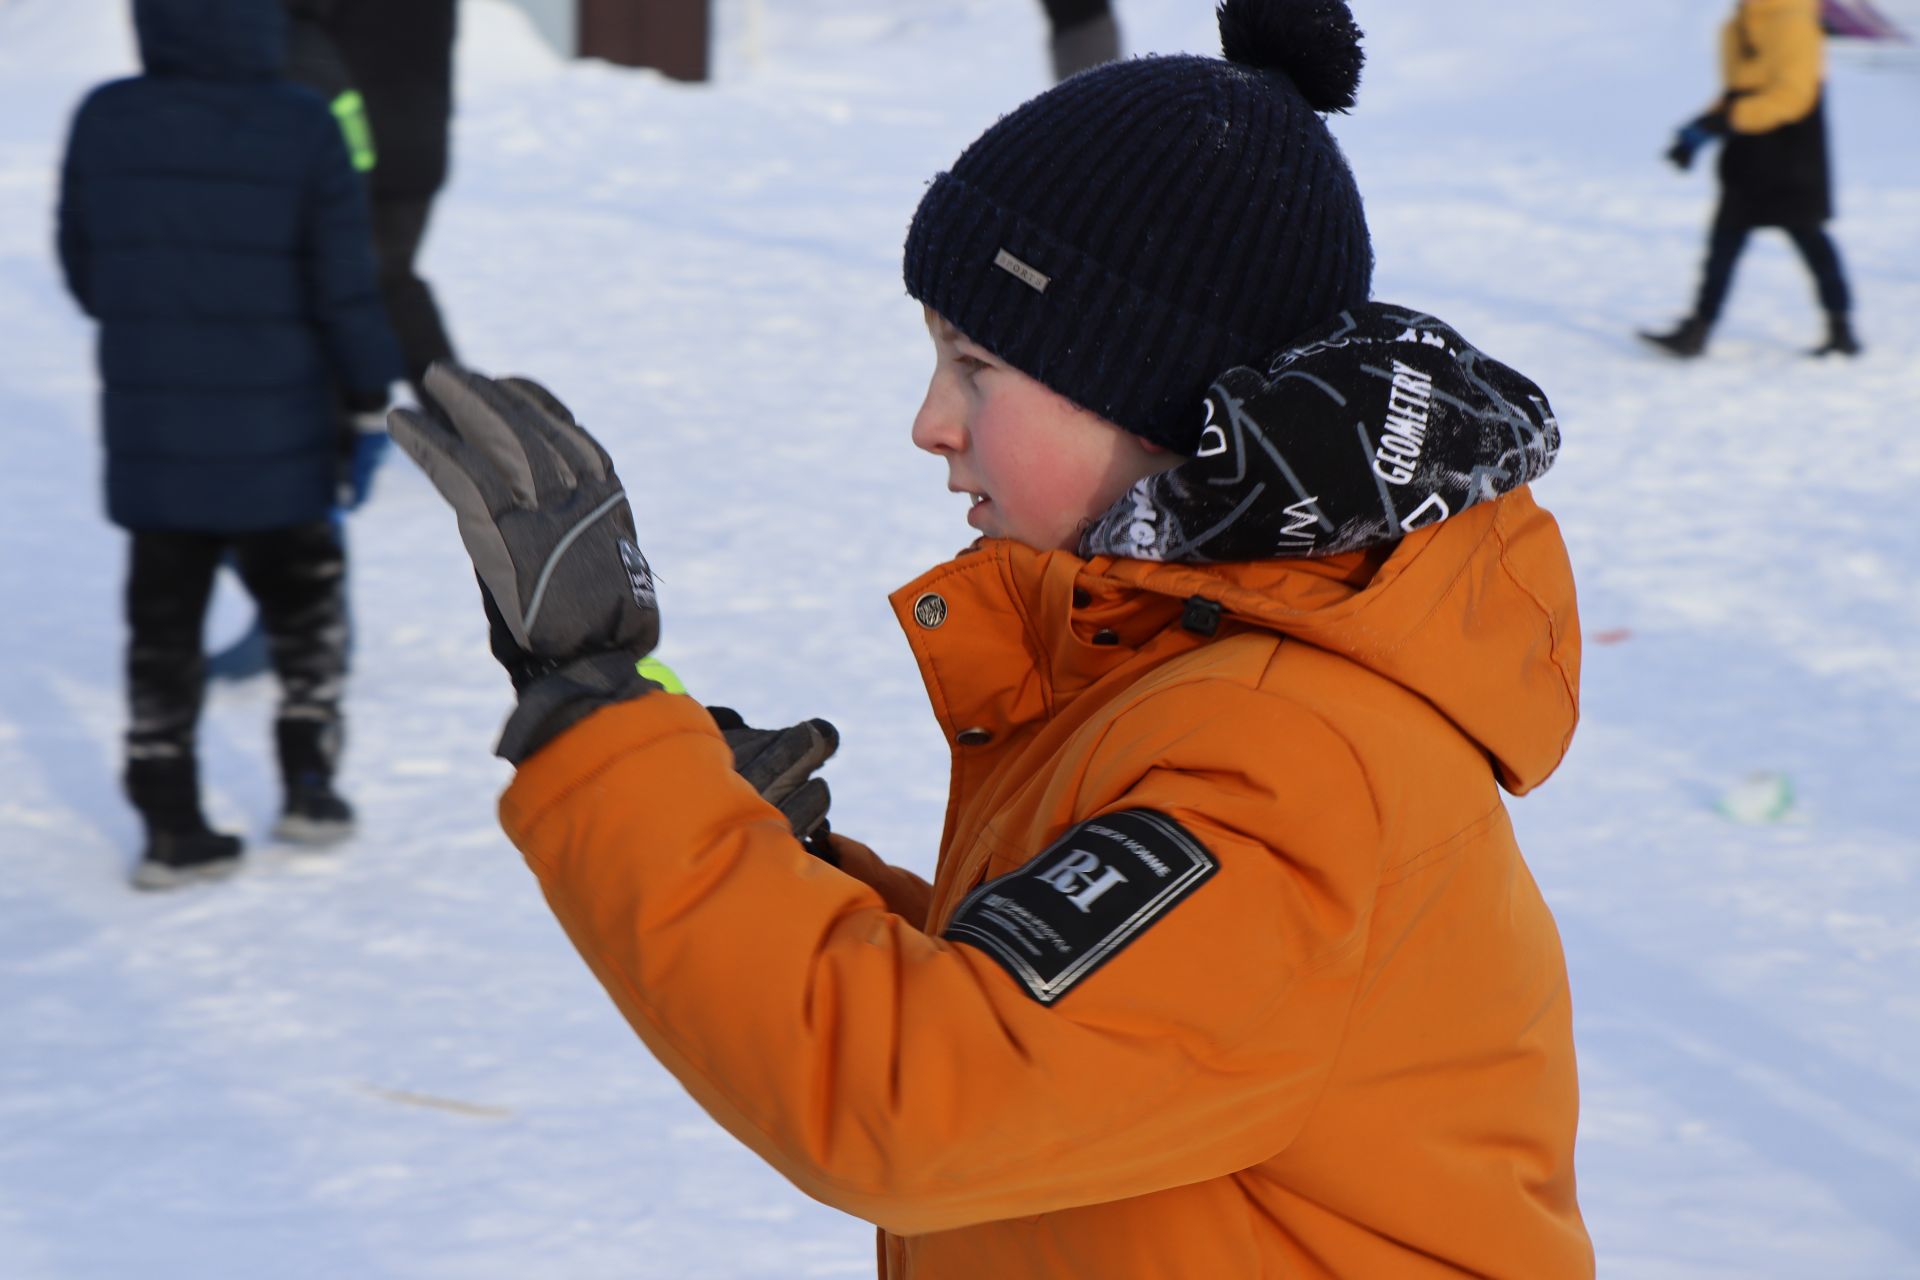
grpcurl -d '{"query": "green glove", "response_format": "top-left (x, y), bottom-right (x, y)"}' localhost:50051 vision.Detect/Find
top-left (389, 363), bottom-right (662, 763)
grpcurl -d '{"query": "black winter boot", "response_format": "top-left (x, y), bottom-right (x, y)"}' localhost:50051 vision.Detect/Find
top-left (273, 718), bottom-right (355, 846)
top-left (1639, 316), bottom-right (1710, 359)
top-left (126, 754), bottom-right (244, 890)
top-left (1811, 313), bottom-right (1862, 358)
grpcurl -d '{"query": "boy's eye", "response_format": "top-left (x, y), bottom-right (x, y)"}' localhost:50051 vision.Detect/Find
top-left (955, 353), bottom-right (989, 373)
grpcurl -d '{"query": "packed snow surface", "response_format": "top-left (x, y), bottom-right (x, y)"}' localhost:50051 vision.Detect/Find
top-left (2, 0), bottom-right (1916, 1275)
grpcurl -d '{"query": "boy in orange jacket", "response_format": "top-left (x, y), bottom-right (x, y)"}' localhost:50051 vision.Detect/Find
top-left (391, 1), bottom-right (1595, 1275)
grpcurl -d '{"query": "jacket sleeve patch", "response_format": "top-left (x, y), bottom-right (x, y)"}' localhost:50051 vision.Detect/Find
top-left (943, 809), bottom-right (1218, 1005)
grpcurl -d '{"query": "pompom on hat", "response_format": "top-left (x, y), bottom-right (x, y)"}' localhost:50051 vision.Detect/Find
top-left (903, 0), bottom-right (1374, 455)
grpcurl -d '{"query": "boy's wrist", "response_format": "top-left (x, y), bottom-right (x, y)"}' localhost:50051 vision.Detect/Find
top-left (496, 652), bottom-right (662, 765)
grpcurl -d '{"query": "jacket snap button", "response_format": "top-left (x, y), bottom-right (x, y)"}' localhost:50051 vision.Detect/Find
top-left (913, 593), bottom-right (948, 629)
top-left (955, 727), bottom-right (994, 747)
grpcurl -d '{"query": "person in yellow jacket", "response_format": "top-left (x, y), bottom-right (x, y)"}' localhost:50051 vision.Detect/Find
top-left (1643, 0), bottom-right (1861, 358)
top-left (388, 0), bottom-right (1597, 1275)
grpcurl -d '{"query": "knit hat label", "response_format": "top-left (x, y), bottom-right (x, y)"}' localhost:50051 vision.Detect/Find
top-left (992, 248), bottom-right (1051, 294)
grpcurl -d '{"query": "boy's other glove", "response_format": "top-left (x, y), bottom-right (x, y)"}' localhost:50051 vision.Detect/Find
top-left (1665, 112), bottom-right (1727, 171)
top-left (388, 363), bottom-right (663, 764)
top-left (708, 707), bottom-right (839, 843)
top-left (338, 412), bottom-right (391, 510)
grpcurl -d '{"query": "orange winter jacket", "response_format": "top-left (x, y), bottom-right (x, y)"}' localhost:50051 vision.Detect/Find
top-left (501, 487), bottom-right (1594, 1279)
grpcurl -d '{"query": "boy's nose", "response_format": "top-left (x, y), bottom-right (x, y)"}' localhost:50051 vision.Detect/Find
top-left (910, 375), bottom-right (965, 456)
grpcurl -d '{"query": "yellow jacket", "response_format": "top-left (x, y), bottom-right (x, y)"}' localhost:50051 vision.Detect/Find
top-left (1722, 0), bottom-right (1825, 132)
top-left (501, 487), bottom-right (1593, 1278)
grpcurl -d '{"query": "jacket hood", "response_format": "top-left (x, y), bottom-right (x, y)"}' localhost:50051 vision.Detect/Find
top-left (1092, 490), bottom-right (1580, 792)
top-left (1060, 303), bottom-right (1577, 791)
top-left (902, 488), bottom-right (1580, 797)
top-left (137, 0), bottom-right (287, 80)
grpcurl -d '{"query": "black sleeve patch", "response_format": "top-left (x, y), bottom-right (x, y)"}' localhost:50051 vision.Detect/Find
top-left (943, 809), bottom-right (1218, 1005)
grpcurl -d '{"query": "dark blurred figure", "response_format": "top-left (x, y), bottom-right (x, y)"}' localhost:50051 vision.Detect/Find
top-left (205, 0), bottom-right (424, 685)
top-left (323, 0), bottom-right (462, 402)
top-left (56, 0), bottom-right (403, 889)
top-left (285, 0), bottom-right (367, 159)
top-left (1043, 0), bottom-right (1120, 80)
top-left (1643, 0), bottom-right (1861, 359)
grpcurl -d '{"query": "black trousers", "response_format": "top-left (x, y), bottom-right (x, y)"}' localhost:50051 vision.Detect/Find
top-left (1040, 0), bottom-right (1109, 32)
top-left (1694, 201), bottom-right (1852, 325)
top-left (125, 523), bottom-right (347, 761)
top-left (370, 194), bottom-right (456, 396)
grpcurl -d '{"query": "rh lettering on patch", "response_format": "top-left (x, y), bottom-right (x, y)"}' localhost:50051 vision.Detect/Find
top-left (943, 810), bottom-right (1218, 1005)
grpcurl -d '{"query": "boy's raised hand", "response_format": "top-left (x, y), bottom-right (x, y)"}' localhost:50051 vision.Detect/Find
top-left (388, 363), bottom-right (664, 761)
top-left (389, 364), bottom-right (847, 817)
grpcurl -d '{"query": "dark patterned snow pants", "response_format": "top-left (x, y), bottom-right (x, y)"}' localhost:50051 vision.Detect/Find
top-left (124, 522), bottom-right (347, 763)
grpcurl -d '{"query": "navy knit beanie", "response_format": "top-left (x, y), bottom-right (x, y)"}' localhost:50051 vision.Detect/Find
top-left (903, 0), bottom-right (1373, 455)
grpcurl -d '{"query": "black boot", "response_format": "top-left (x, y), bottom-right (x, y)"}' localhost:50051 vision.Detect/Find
top-left (273, 718), bottom-right (355, 846)
top-left (125, 754), bottom-right (243, 890)
top-left (1639, 316), bottom-right (1710, 359)
top-left (1811, 312), bottom-right (1862, 358)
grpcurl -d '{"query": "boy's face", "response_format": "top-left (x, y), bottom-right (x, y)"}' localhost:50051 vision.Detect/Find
top-left (912, 308), bottom-right (1175, 552)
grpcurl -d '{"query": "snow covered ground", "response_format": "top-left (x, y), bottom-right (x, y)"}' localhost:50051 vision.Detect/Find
top-left (1, 0), bottom-right (1917, 1274)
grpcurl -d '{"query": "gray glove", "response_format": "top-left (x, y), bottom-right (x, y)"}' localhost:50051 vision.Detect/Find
top-left (389, 363), bottom-right (662, 763)
top-left (709, 707), bottom-right (839, 845)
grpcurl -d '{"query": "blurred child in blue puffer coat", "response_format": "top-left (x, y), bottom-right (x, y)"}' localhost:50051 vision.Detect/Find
top-left (57, 0), bottom-right (404, 889)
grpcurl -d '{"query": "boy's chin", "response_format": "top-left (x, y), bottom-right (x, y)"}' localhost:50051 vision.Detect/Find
top-left (967, 500), bottom-right (1062, 549)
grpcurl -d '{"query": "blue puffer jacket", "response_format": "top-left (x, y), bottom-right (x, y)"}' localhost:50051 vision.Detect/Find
top-left (57, 0), bottom-right (403, 532)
